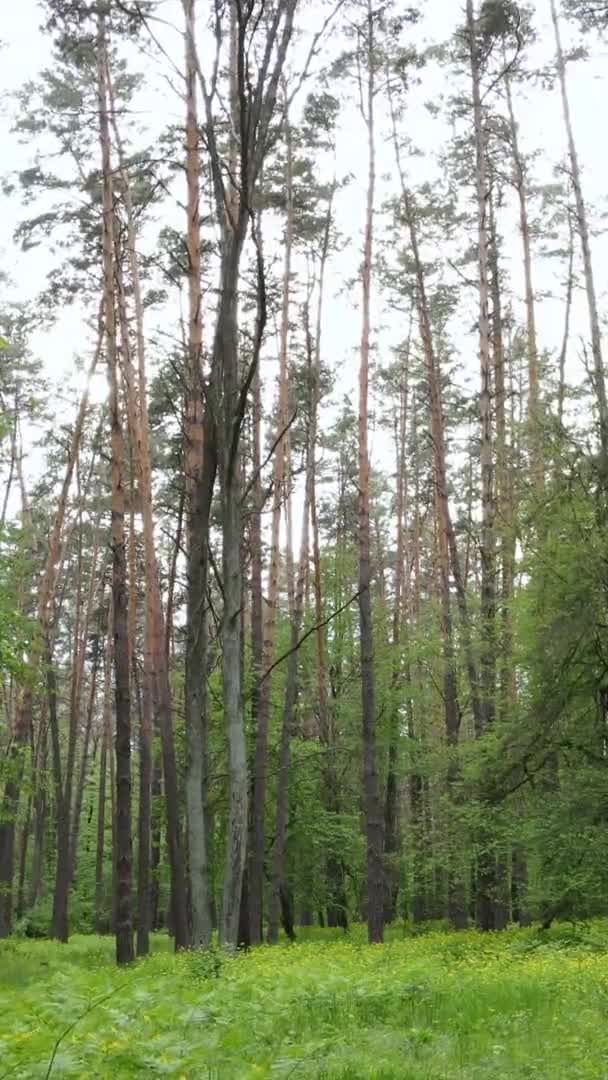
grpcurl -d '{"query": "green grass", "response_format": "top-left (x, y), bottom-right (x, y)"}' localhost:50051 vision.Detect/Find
top-left (1, 922), bottom-right (608, 1077)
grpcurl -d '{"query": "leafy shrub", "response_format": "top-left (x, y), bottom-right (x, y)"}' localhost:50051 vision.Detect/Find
top-left (186, 944), bottom-right (224, 983)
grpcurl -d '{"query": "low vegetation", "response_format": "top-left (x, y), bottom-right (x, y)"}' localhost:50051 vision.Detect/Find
top-left (2, 924), bottom-right (608, 1078)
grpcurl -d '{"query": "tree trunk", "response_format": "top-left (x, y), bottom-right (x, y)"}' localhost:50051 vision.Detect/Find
top-left (550, 0), bottom-right (607, 453)
top-left (183, 0), bottom-right (213, 950)
top-left (249, 109), bottom-right (294, 946)
top-left (247, 364), bottom-right (265, 943)
top-left (218, 236), bottom-right (249, 950)
top-left (267, 458), bottom-right (310, 944)
top-left (150, 757), bottom-right (162, 931)
top-left (108, 68), bottom-right (189, 952)
top-left (95, 616), bottom-right (112, 934)
top-left (29, 715), bottom-right (48, 910)
top-left (468, 1), bottom-right (497, 930)
top-left (389, 105), bottom-right (467, 921)
top-left (52, 480), bottom-right (102, 939)
top-left (97, 8), bottom-right (133, 964)
top-left (504, 67), bottom-right (543, 491)
top-left (468, 0), bottom-right (496, 737)
top-left (196, 0), bottom-right (297, 950)
top-left (384, 361), bottom-right (409, 924)
top-left (70, 638), bottom-right (101, 884)
top-left (358, 1), bottom-right (384, 944)
top-left (558, 208), bottom-right (575, 429)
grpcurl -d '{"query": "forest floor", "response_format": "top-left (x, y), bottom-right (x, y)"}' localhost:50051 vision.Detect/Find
top-left (1, 922), bottom-right (608, 1078)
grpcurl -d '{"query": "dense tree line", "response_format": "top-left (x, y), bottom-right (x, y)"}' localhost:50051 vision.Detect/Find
top-left (0, 0), bottom-right (607, 963)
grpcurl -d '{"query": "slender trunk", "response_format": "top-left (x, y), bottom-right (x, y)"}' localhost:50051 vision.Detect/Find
top-left (109, 697), bottom-right (118, 935)
top-left (309, 193), bottom-right (346, 929)
top-left (469, 3), bottom-right (497, 930)
top-left (48, 651), bottom-right (70, 944)
top-left (216, 6), bottom-right (249, 951)
top-left (389, 94), bottom-right (470, 921)
top-left (249, 111), bottom-right (294, 946)
top-left (217, 225), bottom-right (249, 949)
top-left (150, 757), bottom-right (162, 930)
top-left (358, 2), bottom-right (384, 944)
top-left (384, 360), bottom-right (409, 924)
top-left (130, 661), bottom-right (151, 954)
top-left (29, 716), bottom-right (48, 909)
top-left (408, 395), bottom-right (428, 921)
top-left (16, 792), bottom-right (32, 921)
top-left (52, 478), bottom-right (102, 939)
top-left (98, 9), bottom-right (133, 964)
top-left (95, 616), bottom-right (112, 933)
top-left (400, 188), bottom-right (460, 746)
top-left (165, 490), bottom-right (184, 667)
top-left (468, 0), bottom-right (496, 738)
top-left (489, 197), bottom-right (514, 716)
top-left (504, 68), bottom-right (543, 490)
top-left (70, 642), bottom-right (101, 883)
top-left (108, 69), bottom-right (189, 951)
top-left (310, 188), bottom-right (333, 747)
top-left (247, 365), bottom-right (265, 943)
top-left (119, 323), bottom-right (152, 957)
top-left (558, 208), bottom-right (575, 429)
top-left (267, 476), bottom-right (310, 944)
top-left (0, 395), bottom-right (18, 528)
top-left (489, 197), bottom-right (513, 930)
top-left (183, 0), bottom-right (213, 949)
top-left (550, 0), bottom-right (607, 453)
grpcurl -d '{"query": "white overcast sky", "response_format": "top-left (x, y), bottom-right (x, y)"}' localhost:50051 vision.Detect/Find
top-left (0, 0), bottom-right (607, 489)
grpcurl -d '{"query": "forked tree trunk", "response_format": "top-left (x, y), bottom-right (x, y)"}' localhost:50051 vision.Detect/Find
top-left (194, 0), bottom-right (297, 949)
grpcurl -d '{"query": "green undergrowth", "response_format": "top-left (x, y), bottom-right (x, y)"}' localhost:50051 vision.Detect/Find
top-left (1, 922), bottom-right (608, 1078)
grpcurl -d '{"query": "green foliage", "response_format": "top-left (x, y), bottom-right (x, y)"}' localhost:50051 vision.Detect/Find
top-left (0, 525), bottom-right (34, 683)
top-left (2, 926), bottom-right (608, 1077)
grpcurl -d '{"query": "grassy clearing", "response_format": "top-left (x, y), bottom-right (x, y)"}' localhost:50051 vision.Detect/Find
top-left (1, 923), bottom-right (608, 1078)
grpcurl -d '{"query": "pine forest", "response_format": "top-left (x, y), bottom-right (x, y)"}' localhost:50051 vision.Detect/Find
top-left (1, 1), bottom-right (608, 1076)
